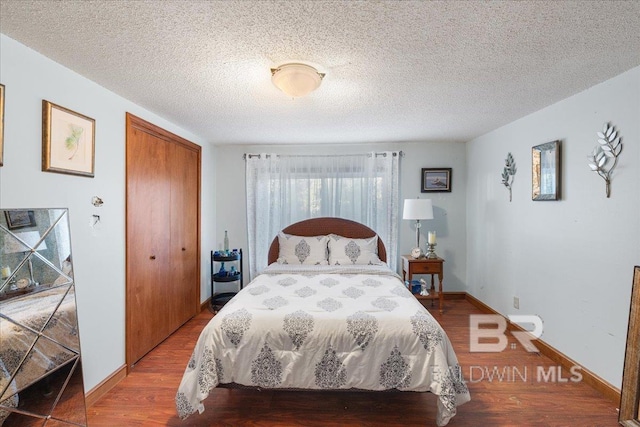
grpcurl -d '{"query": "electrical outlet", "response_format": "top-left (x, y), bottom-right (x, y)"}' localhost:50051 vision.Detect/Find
top-left (513, 297), bottom-right (520, 309)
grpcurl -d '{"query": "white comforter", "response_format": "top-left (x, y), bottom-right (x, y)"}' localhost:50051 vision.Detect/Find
top-left (176, 264), bottom-right (470, 426)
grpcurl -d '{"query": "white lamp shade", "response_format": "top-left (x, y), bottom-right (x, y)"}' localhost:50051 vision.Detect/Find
top-left (271, 63), bottom-right (325, 98)
top-left (403, 199), bottom-right (434, 220)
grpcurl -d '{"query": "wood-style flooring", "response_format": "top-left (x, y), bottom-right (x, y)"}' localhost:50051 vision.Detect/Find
top-left (87, 299), bottom-right (620, 426)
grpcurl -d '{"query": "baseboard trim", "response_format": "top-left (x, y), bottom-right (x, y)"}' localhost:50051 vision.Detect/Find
top-left (85, 364), bottom-right (127, 408)
top-left (87, 302), bottom-right (212, 408)
top-left (200, 297), bottom-right (211, 313)
top-left (443, 291), bottom-right (467, 300)
top-left (464, 293), bottom-right (621, 404)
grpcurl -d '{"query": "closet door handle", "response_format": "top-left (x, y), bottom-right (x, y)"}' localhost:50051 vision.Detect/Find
top-left (150, 255), bottom-right (156, 260)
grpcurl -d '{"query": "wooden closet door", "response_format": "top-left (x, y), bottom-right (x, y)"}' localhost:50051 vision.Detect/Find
top-left (169, 142), bottom-right (199, 328)
top-left (126, 127), bottom-right (172, 365)
top-left (126, 114), bottom-right (201, 369)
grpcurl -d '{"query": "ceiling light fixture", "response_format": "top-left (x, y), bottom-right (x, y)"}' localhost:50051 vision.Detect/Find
top-left (271, 63), bottom-right (325, 98)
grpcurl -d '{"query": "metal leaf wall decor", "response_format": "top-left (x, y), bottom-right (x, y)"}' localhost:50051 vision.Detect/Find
top-left (587, 122), bottom-right (623, 198)
top-left (501, 152), bottom-right (517, 202)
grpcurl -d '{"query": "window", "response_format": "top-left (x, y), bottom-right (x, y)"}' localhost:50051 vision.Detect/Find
top-left (245, 152), bottom-right (400, 279)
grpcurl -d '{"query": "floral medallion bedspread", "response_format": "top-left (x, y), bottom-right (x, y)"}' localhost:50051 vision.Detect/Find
top-left (176, 264), bottom-right (470, 426)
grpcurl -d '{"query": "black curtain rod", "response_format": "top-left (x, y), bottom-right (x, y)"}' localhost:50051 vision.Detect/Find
top-left (243, 151), bottom-right (404, 160)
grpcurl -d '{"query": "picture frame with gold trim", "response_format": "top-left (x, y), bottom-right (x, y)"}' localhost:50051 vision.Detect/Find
top-left (42, 100), bottom-right (95, 177)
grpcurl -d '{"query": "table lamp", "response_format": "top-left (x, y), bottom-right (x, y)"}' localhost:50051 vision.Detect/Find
top-left (403, 198), bottom-right (433, 259)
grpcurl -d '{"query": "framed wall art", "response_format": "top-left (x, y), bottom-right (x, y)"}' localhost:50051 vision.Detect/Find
top-left (42, 100), bottom-right (95, 177)
top-left (0, 83), bottom-right (5, 167)
top-left (532, 140), bottom-right (560, 201)
top-left (421, 168), bottom-right (452, 193)
top-left (4, 210), bottom-right (37, 230)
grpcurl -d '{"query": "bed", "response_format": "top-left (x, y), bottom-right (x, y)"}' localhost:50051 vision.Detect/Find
top-left (175, 218), bottom-right (470, 426)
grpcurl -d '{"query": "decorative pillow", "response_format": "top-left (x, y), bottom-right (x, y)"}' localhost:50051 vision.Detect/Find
top-left (277, 232), bottom-right (329, 265)
top-left (327, 234), bottom-right (383, 265)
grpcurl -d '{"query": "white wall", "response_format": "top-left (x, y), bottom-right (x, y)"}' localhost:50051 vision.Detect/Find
top-left (0, 34), bottom-right (216, 392)
top-left (466, 66), bottom-right (640, 388)
top-left (213, 141), bottom-right (468, 289)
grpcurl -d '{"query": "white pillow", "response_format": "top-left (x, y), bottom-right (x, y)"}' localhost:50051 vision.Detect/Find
top-left (277, 232), bottom-right (329, 265)
top-left (328, 234), bottom-right (383, 265)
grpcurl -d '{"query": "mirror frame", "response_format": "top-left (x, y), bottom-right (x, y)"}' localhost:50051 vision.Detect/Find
top-left (0, 208), bottom-right (87, 426)
top-left (620, 266), bottom-right (640, 426)
top-left (532, 140), bottom-right (561, 201)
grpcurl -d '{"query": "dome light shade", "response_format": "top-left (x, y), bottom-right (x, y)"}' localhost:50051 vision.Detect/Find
top-left (271, 63), bottom-right (325, 97)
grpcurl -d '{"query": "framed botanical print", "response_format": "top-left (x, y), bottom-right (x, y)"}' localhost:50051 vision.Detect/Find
top-left (421, 168), bottom-right (452, 193)
top-left (42, 100), bottom-right (95, 177)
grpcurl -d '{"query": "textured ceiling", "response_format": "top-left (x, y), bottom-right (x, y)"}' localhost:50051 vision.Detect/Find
top-left (1, 0), bottom-right (639, 145)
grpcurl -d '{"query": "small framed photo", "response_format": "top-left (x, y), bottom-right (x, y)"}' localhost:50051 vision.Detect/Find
top-left (0, 83), bottom-right (5, 167)
top-left (4, 210), bottom-right (36, 230)
top-left (421, 168), bottom-right (452, 193)
top-left (42, 100), bottom-right (95, 177)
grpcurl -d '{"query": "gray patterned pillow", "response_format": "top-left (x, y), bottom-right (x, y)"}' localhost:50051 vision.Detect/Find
top-left (328, 234), bottom-right (383, 265)
top-left (277, 232), bottom-right (329, 265)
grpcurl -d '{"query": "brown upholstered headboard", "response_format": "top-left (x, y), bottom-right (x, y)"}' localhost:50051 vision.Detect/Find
top-left (267, 217), bottom-right (387, 265)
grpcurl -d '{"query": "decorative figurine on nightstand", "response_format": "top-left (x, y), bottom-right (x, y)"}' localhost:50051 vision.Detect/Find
top-left (420, 278), bottom-right (429, 296)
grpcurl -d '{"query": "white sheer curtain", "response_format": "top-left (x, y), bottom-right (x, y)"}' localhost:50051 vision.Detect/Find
top-left (245, 152), bottom-right (400, 280)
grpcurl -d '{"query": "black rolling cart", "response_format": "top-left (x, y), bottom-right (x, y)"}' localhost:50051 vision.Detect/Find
top-left (210, 249), bottom-right (243, 313)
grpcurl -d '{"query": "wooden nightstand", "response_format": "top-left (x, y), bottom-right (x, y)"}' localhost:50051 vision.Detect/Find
top-left (401, 255), bottom-right (444, 313)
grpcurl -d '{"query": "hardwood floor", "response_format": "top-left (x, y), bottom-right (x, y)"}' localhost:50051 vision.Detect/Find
top-left (87, 299), bottom-right (620, 426)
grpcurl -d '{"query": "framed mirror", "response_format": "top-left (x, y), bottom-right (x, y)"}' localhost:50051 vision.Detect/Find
top-left (0, 208), bottom-right (87, 426)
top-left (532, 140), bottom-right (561, 201)
top-left (620, 266), bottom-right (640, 426)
